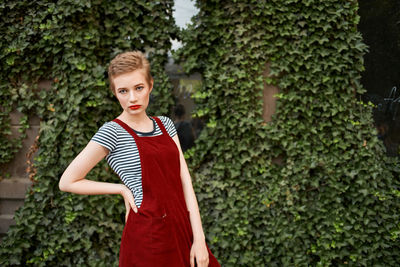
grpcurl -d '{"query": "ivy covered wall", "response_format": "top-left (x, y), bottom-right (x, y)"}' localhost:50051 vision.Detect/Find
top-left (0, 1), bottom-right (177, 265)
top-left (1, 0), bottom-right (400, 266)
top-left (175, 0), bottom-right (400, 266)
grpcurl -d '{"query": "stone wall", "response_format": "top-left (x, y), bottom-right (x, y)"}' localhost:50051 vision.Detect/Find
top-left (0, 111), bottom-right (39, 241)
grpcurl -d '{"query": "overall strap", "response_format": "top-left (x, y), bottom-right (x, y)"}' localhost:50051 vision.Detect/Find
top-left (112, 118), bottom-right (139, 139)
top-left (152, 116), bottom-right (169, 136)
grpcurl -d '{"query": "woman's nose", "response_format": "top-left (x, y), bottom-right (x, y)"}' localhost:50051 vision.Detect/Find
top-left (129, 91), bottom-right (137, 102)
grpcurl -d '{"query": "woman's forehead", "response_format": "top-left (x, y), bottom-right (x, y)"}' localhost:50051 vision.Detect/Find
top-left (113, 70), bottom-right (148, 88)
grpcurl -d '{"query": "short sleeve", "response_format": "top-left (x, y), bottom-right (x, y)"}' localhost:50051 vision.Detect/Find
top-left (158, 116), bottom-right (177, 138)
top-left (90, 122), bottom-right (118, 152)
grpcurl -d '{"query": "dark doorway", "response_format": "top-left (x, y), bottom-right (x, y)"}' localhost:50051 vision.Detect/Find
top-left (166, 60), bottom-right (204, 153)
top-left (359, 0), bottom-right (400, 156)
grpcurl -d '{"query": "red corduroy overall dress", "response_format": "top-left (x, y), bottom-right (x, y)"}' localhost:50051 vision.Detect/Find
top-left (114, 117), bottom-right (220, 267)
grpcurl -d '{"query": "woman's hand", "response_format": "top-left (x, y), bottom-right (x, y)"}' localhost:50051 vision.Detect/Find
top-left (120, 185), bottom-right (137, 223)
top-left (190, 240), bottom-right (209, 267)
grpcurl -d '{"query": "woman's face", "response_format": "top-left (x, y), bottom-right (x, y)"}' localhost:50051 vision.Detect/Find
top-left (113, 69), bottom-right (153, 116)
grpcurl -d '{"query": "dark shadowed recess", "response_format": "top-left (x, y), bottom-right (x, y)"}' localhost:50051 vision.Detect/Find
top-left (358, 0), bottom-right (400, 156)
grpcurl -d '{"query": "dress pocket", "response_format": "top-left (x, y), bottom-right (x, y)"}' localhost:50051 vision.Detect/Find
top-left (151, 214), bottom-right (174, 247)
top-left (125, 210), bottom-right (176, 262)
top-left (150, 213), bottom-right (175, 255)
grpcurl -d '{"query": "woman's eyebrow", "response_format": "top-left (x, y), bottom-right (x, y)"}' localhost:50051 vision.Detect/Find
top-left (117, 83), bottom-right (144, 90)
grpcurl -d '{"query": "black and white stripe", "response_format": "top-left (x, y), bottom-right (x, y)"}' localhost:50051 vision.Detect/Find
top-left (90, 116), bottom-right (177, 208)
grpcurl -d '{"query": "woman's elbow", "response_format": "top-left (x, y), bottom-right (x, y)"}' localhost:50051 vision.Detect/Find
top-left (58, 174), bottom-right (70, 192)
top-left (58, 180), bottom-right (66, 192)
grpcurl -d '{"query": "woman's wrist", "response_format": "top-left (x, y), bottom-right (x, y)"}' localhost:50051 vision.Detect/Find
top-left (193, 232), bottom-right (206, 243)
top-left (118, 184), bottom-right (125, 194)
top-left (119, 184), bottom-right (131, 197)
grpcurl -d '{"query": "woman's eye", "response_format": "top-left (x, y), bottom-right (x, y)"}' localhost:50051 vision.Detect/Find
top-left (118, 89), bottom-right (127, 94)
top-left (136, 86), bottom-right (144, 91)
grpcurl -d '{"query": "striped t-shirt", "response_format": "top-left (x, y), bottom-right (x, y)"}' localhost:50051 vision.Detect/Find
top-left (90, 116), bottom-right (177, 208)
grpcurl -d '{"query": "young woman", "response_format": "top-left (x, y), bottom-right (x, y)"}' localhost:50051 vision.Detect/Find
top-left (59, 51), bottom-right (220, 267)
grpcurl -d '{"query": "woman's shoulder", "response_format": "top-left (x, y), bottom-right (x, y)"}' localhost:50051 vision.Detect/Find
top-left (155, 115), bottom-right (173, 123)
top-left (91, 121), bottom-right (119, 152)
top-left (98, 120), bottom-right (119, 131)
top-left (154, 115), bottom-right (177, 137)
top-left (93, 120), bottom-right (126, 141)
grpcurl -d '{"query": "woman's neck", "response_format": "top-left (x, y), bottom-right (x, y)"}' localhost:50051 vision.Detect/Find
top-left (118, 111), bottom-right (152, 127)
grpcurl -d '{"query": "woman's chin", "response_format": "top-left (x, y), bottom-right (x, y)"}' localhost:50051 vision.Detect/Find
top-left (126, 108), bottom-right (146, 116)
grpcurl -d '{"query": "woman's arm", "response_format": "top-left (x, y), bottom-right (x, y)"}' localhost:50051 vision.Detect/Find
top-left (59, 141), bottom-right (122, 194)
top-left (171, 135), bottom-right (209, 267)
top-left (59, 141), bottom-right (138, 221)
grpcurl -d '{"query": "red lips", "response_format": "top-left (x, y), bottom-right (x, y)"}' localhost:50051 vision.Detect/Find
top-left (129, 105), bottom-right (141, 110)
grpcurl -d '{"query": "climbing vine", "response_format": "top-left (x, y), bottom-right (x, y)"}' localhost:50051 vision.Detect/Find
top-left (1, 0), bottom-right (400, 266)
top-left (175, 0), bottom-right (400, 266)
top-left (0, 0), bottom-right (177, 265)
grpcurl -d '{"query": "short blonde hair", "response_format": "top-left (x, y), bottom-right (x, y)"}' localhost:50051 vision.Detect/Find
top-left (108, 51), bottom-right (153, 94)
